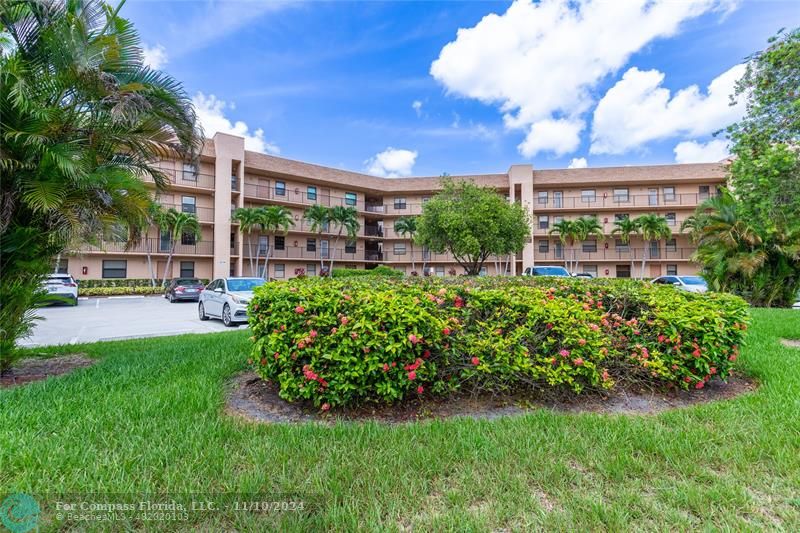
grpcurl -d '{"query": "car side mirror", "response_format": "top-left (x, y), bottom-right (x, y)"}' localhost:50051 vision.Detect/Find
top-left (214, 287), bottom-right (224, 293)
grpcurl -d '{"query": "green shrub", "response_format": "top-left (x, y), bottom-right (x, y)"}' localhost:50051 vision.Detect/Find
top-left (248, 278), bottom-right (750, 409)
top-left (79, 286), bottom-right (165, 296)
top-left (77, 278), bottom-right (209, 289)
top-left (331, 265), bottom-right (403, 278)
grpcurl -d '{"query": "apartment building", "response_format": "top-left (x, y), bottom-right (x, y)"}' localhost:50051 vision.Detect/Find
top-left (66, 132), bottom-right (726, 282)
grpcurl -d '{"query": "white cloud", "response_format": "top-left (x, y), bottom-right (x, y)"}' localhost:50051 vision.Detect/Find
top-left (568, 157), bottom-right (588, 169)
top-left (412, 100), bottom-right (423, 117)
top-left (430, 0), bottom-right (738, 157)
top-left (518, 118), bottom-right (583, 157)
top-left (591, 64), bottom-right (746, 154)
top-left (674, 139), bottom-right (730, 163)
top-left (192, 92), bottom-right (280, 155)
top-left (365, 148), bottom-right (418, 178)
top-left (142, 44), bottom-right (168, 70)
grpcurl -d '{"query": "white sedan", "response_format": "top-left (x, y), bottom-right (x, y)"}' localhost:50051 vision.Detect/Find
top-left (651, 275), bottom-right (708, 293)
top-left (198, 277), bottom-right (266, 326)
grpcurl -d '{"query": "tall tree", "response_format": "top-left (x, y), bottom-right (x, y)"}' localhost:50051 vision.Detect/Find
top-left (257, 205), bottom-right (294, 279)
top-left (394, 216), bottom-right (418, 274)
top-left (0, 0), bottom-right (200, 371)
top-left (417, 180), bottom-right (530, 275)
top-left (232, 207), bottom-right (262, 277)
top-left (304, 204), bottom-right (331, 272)
top-left (548, 219), bottom-right (580, 272)
top-left (327, 206), bottom-right (360, 273)
top-left (157, 209), bottom-right (201, 284)
top-left (129, 202), bottom-right (165, 287)
top-left (572, 216), bottom-right (604, 274)
top-left (611, 216), bottom-right (640, 279)
top-left (635, 214), bottom-right (672, 279)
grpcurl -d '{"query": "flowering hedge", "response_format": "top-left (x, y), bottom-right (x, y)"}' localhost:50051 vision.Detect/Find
top-left (247, 278), bottom-right (749, 409)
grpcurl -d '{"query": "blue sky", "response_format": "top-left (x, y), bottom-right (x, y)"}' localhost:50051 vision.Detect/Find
top-left (125, 0), bottom-right (800, 177)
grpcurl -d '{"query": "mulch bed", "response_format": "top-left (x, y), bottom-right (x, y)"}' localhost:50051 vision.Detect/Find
top-left (0, 354), bottom-right (96, 389)
top-left (225, 371), bottom-right (758, 425)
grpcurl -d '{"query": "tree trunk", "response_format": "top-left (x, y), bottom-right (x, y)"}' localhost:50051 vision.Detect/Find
top-left (262, 237), bottom-right (271, 280)
top-left (162, 241), bottom-right (176, 285)
top-left (318, 231), bottom-right (325, 271)
top-left (410, 241), bottom-right (416, 274)
top-left (145, 241), bottom-right (155, 287)
top-left (54, 253), bottom-right (62, 273)
top-left (329, 229), bottom-right (343, 273)
top-left (640, 246), bottom-right (648, 280)
top-left (246, 230), bottom-right (255, 276)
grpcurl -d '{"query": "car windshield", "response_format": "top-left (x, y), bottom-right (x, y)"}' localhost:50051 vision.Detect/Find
top-left (226, 278), bottom-right (265, 292)
top-left (45, 275), bottom-right (72, 284)
top-left (176, 278), bottom-right (201, 285)
top-left (533, 267), bottom-right (570, 276)
top-left (680, 276), bottom-right (707, 285)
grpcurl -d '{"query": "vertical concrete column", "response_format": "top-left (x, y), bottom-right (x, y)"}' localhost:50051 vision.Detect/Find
top-left (235, 157), bottom-right (245, 276)
top-left (211, 133), bottom-right (244, 279)
top-left (508, 164), bottom-right (534, 273)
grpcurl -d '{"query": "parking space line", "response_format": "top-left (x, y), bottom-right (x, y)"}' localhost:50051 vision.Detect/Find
top-left (96, 299), bottom-right (100, 308)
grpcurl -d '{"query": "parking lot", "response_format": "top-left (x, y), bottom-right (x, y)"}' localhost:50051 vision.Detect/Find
top-left (22, 296), bottom-right (246, 347)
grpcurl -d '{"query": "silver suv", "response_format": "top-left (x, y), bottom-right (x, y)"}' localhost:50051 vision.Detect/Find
top-left (42, 273), bottom-right (79, 306)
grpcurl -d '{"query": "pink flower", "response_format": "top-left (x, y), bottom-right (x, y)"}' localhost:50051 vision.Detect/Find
top-left (330, 327), bottom-right (338, 334)
top-left (589, 324), bottom-right (599, 332)
top-left (321, 403), bottom-right (330, 411)
top-left (438, 288), bottom-right (447, 296)
top-left (294, 306), bottom-right (305, 314)
top-left (578, 339), bottom-right (587, 346)
top-left (280, 325), bottom-right (286, 331)
top-left (454, 296), bottom-right (464, 308)
top-left (423, 350), bottom-right (431, 359)
top-left (695, 381), bottom-right (704, 389)
top-left (545, 323), bottom-right (554, 330)
top-left (692, 349), bottom-right (702, 358)
top-left (559, 349), bottom-right (570, 357)
top-left (573, 358), bottom-right (584, 366)
top-left (709, 367), bottom-right (717, 375)
top-left (297, 341), bottom-right (306, 349)
top-left (442, 327), bottom-right (451, 336)
top-left (601, 369), bottom-right (610, 381)
top-left (340, 316), bottom-right (349, 325)
top-left (383, 363), bottom-right (389, 372)
top-left (363, 347), bottom-right (370, 354)
top-left (351, 332), bottom-right (358, 339)
top-left (471, 357), bottom-right (480, 366)
top-left (408, 371), bottom-right (416, 380)
top-left (309, 330), bottom-right (318, 338)
top-left (657, 334), bottom-right (666, 343)
top-left (728, 354), bottom-right (737, 361)
top-left (417, 385), bottom-right (424, 394)
top-left (408, 334), bottom-right (421, 345)
top-left (343, 294), bottom-right (352, 301)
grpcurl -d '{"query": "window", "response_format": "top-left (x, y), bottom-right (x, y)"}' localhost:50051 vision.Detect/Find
top-left (180, 261), bottom-right (194, 278)
top-left (699, 185), bottom-right (710, 200)
top-left (182, 163), bottom-right (197, 181)
top-left (160, 229), bottom-right (171, 252)
top-left (538, 240), bottom-right (549, 253)
top-left (582, 240), bottom-right (597, 253)
top-left (393, 243), bottom-right (407, 255)
top-left (181, 232), bottom-right (196, 245)
top-left (615, 239), bottom-right (629, 252)
top-left (345, 192), bottom-right (357, 206)
top-left (666, 264), bottom-right (678, 276)
top-left (538, 215), bottom-right (549, 229)
top-left (616, 264), bottom-right (631, 278)
top-left (554, 242), bottom-right (563, 259)
top-left (345, 240), bottom-right (356, 254)
top-left (306, 264), bottom-right (316, 277)
top-left (435, 266), bottom-right (445, 277)
top-left (479, 266), bottom-right (488, 276)
top-left (102, 260), bottom-right (127, 279)
top-left (274, 236), bottom-right (285, 251)
top-left (259, 236), bottom-right (269, 255)
top-left (52, 259), bottom-right (69, 274)
top-left (306, 238), bottom-right (316, 252)
top-left (663, 187), bottom-right (676, 202)
top-left (665, 238), bottom-right (677, 252)
top-left (614, 213), bottom-right (629, 221)
top-left (230, 232), bottom-right (236, 249)
top-left (307, 186), bottom-right (317, 201)
top-left (649, 240), bottom-right (661, 259)
top-left (422, 196), bottom-right (431, 204)
top-left (583, 265), bottom-right (598, 277)
top-left (394, 197), bottom-right (407, 210)
top-left (648, 188), bottom-right (659, 206)
top-left (537, 191), bottom-right (548, 205)
top-left (320, 239), bottom-right (329, 259)
top-left (665, 213), bottom-right (677, 226)
top-left (181, 195), bottom-right (196, 214)
top-left (274, 264), bottom-right (285, 278)
top-left (613, 188), bottom-right (629, 202)
top-left (275, 181), bottom-right (286, 196)
top-left (553, 215), bottom-right (564, 224)
top-left (581, 189), bottom-right (596, 203)
top-left (553, 191), bottom-right (563, 208)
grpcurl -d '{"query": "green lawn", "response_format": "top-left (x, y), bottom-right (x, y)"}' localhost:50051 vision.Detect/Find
top-left (1, 309), bottom-right (798, 531)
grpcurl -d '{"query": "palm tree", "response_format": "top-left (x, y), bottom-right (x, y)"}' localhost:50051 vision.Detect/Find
top-left (611, 216), bottom-right (640, 279)
top-left (548, 219), bottom-right (580, 272)
top-left (394, 217), bottom-right (418, 273)
top-left (233, 207), bottom-right (263, 277)
top-left (0, 0), bottom-right (200, 369)
top-left (328, 206), bottom-right (360, 272)
top-left (257, 206), bottom-right (294, 279)
top-left (157, 209), bottom-right (201, 284)
top-left (304, 205), bottom-right (331, 272)
top-left (635, 214), bottom-right (672, 279)
top-left (129, 202), bottom-right (165, 287)
top-left (572, 216), bottom-right (604, 273)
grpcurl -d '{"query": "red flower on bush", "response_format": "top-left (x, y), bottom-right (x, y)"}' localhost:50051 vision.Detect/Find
top-left (695, 381), bottom-right (704, 389)
top-left (442, 327), bottom-right (451, 336)
top-left (408, 334), bottom-right (421, 345)
top-left (423, 350), bottom-right (431, 359)
top-left (340, 316), bottom-right (349, 325)
top-left (559, 349), bottom-right (570, 358)
top-left (578, 338), bottom-right (587, 346)
top-left (351, 332), bottom-right (358, 339)
top-left (546, 323), bottom-right (554, 330)
top-left (408, 371), bottom-right (416, 380)
top-left (573, 358), bottom-right (584, 366)
top-left (309, 330), bottom-right (318, 338)
top-left (657, 334), bottom-right (666, 343)
top-left (294, 306), bottom-right (305, 314)
top-left (454, 296), bottom-right (464, 308)
top-left (321, 403), bottom-right (330, 411)
top-left (417, 385), bottom-right (424, 394)
top-left (383, 363), bottom-right (389, 372)
top-left (471, 357), bottom-right (480, 366)
top-left (729, 354), bottom-right (737, 361)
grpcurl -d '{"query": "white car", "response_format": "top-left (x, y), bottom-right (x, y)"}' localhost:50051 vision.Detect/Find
top-left (198, 277), bottom-right (266, 326)
top-left (42, 273), bottom-right (78, 306)
top-left (651, 275), bottom-right (708, 293)
top-left (523, 266), bottom-right (571, 277)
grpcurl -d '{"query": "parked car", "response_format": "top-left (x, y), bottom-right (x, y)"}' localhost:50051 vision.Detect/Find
top-left (42, 273), bottom-right (78, 306)
top-left (164, 278), bottom-right (205, 303)
top-left (523, 266), bottom-right (571, 277)
top-left (198, 277), bottom-right (266, 326)
top-left (651, 275), bottom-right (708, 293)
top-left (572, 272), bottom-right (594, 278)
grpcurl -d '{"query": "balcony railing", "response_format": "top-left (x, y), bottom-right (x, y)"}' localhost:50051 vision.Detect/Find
top-left (241, 246), bottom-right (361, 262)
top-left (364, 226), bottom-right (384, 237)
top-left (533, 217), bottom-right (688, 235)
top-left (534, 192), bottom-right (718, 210)
top-left (534, 247), bottom-right (694, 262)
top-left (147, 167), bottom-right (216, 189)
top-left (158, 204), bottom-right (215, 223)
top-left (74, 238), bottom-right (214, 256)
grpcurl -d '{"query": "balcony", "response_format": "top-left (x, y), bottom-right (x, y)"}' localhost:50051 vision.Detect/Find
top-left (146, 167), bottom-right (216, 189)
top-left (534, 247), bottom-right (694, 262)
top-left (158, 204), bottom-right (215, 223)
top-left (74, 238), bottom-right (214, 256)
top-left (534, 192), bottom-right (715, 211)
top-left (241, 246), bottom-right (361, 262)
top-left (364, 226), bottom-right (384, 237)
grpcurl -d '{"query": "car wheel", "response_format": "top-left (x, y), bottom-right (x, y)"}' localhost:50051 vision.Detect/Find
top-left (168, 292), bottom-right (175, 303)
top-left (72, 296), bottom-right (78, 307)
top-left (198, 302), bottom-right (209, 321)
top-left (222, 304), bottom-right (234, 327)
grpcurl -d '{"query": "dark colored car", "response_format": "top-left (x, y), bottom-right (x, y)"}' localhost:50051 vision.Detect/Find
top-left (165, 278), bottom-right (205, 303)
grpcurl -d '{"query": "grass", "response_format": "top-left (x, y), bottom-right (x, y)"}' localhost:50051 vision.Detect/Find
top-left (1, 308), bottom-right (799, 531)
